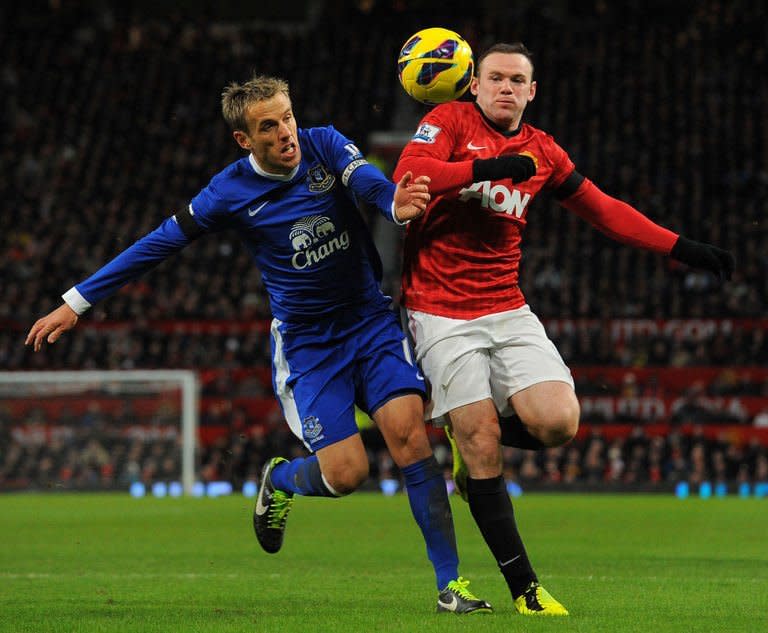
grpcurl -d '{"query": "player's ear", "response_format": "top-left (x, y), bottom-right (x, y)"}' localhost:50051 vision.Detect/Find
top-left (470, 76), bottom-right (479, 96)
top-left (528, 80), bottom-right (537, 103)
top-left (233, 130), bottom-right (251, 150)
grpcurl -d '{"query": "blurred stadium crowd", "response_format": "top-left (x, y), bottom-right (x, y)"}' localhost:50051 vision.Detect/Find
top-left (1, 0), bottom-right (766, 493)
top-left (3, 407), bottom-right (767, 494)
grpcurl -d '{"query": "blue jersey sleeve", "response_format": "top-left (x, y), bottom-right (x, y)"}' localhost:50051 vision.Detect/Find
top-left (74, 216), bottom-right (191, 306)
top-left (318, 127), bottom-right (398, 223)
top-left (189, 178), bottom-right (234, 232)
top-left (73, 174), bottom-right (237, 308)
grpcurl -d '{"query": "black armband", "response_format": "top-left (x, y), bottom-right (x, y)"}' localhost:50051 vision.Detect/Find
top-left (552, 170), bottom-right (585, 200)
top-left (174, 207), bottom-right (205, 241)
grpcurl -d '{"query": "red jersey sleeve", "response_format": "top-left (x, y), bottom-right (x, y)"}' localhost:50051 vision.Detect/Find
top-left (561, 178), bottom-right (679, 253)
top-left (394, 103), bottom-right (475, 194)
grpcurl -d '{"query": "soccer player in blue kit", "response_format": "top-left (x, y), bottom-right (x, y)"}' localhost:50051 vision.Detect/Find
top-left (25, 75), bottom-right (492, 614)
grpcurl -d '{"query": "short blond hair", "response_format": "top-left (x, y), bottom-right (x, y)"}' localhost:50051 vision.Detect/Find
top-left (221, 75), bottom-right (290, 132)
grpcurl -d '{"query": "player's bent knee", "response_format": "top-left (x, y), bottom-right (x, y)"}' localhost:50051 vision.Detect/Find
top-left (541, 407), bottom-right (580, 447)
top-left (549, 420), bottom-right (579, 446)
top-left (323, 460), bottom-right (369, 495)
top-left (379, 414), bottom-right (433, 466)
top-left (455, 418), bottom-right (502, 471)
top-left (389, 419), bottom-right (425, 448)
top-left (459, 415), bottom-right (501, 448)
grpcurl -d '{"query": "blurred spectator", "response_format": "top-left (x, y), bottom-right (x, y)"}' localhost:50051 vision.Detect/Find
top-left (2, 1), bottom-right (766, 342)
top-left (0, 1), bottom-right (767, 494)
top-left (753, 408), bottom-right (768, 429)
top-left (2, 403), bottom-right (767, 492)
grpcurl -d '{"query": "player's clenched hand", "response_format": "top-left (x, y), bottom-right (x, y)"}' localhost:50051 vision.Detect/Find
top-left (670, 236), bottom-right (735, 282)
top-left (25, 303), bottom-right (79, 352)
top-left (393, 172), bottom-right (431, 222)
top-left (472, 154), bottom-right (536, 184)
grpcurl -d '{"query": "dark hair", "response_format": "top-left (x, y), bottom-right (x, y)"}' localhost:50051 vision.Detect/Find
top-left (476, 42), bottom-right (535, 79)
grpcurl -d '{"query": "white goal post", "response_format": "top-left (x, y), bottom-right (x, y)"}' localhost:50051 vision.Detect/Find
top-left (0, 370), bottom-right (199, 495)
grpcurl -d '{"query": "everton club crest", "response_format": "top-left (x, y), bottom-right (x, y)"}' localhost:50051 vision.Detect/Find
top-left (307, 164), bottom-right (335, 193)
top-left (302, 415), bottom-right (324, 441)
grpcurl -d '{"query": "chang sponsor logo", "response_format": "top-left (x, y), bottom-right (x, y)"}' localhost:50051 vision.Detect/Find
top-left (289, 215), bottom-right (351, 270)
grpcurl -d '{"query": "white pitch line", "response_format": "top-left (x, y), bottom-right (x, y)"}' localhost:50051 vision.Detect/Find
top-left (425, 571), bottom-right (767, 584)
top-left (1, 572), bottom-right (763, 583)
top-left (0, 572), bottom-right (243, 580)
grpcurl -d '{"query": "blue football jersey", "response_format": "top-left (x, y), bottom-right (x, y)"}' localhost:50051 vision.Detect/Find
top-left (68, 126), bottom-right (402, 321)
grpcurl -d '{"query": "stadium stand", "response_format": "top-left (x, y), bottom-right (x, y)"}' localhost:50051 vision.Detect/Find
top-left (1, 0), bottom-right (766, 492)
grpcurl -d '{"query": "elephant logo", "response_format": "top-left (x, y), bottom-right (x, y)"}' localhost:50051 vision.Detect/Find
top-left (289, 215), bottom-right (350, 270)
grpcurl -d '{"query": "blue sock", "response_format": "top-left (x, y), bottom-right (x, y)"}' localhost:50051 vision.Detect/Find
top-left (401, 456), bottom-right (459, 590)
top-left (269, 455), bottom-right (338, 497)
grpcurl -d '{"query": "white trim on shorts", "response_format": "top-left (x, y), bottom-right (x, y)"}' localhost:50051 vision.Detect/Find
top-left (406, 305), bottom-right (574, 421)
top-left (270, 319), bottom-right (309, 449)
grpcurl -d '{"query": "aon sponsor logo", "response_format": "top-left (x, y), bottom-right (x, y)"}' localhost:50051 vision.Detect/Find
top-left (458, 181), bottom-right (531, 218)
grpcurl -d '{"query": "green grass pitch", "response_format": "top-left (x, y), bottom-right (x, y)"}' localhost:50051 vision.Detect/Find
top-left (1, 492), bottom-right (766, 632)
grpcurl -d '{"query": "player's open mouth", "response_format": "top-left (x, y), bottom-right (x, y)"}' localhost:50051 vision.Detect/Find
top-left (281, 143), bottom-right (297, 157)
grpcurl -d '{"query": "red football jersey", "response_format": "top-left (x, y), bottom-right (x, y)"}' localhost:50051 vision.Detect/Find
top-left (397, 100), bottom-right (575, 319)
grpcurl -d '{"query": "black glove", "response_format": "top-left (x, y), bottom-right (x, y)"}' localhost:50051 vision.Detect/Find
top-left (669, 236), bottom-right (735, 281)
top-left (472, 154), bottom-right (536, 183)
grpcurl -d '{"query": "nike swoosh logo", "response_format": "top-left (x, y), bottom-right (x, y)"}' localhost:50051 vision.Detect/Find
top-left (249, 201), bottom-right (269, 216)
top-left (254, 491), bottom-right (269, 516)
top-left (466, 141), bottom-right (487, 150)
top-left (438, 594), bottom-right (458, 611)
top-left (499, 554), bottom-right (521, 567)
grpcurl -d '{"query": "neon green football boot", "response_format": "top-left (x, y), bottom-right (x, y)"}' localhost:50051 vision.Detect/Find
top-left (253, 457), bottom-right (294, 554)
top-left (514, 581), bottom-right (569, 616)
top-left (445, 425), bottom-right (468, 502)
top-left (436, 577), bottom-right (493, 614)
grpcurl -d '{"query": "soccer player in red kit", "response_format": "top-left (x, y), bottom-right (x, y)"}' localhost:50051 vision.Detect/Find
top-left (394, 42), bottom-right (734, 615)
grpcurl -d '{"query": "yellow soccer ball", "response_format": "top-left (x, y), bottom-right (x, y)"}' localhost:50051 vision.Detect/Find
top-left (397, 27), bottom-right (474, 105)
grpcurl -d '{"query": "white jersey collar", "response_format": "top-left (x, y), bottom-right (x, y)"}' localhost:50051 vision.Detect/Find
top-left (249, 154), bottom-right (300, 181)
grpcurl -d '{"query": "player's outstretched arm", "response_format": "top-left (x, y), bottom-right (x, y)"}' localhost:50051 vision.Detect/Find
top-left (25, 303), bottom-right (79, 352)
top-left (23, 215), bottom-right (196, 353)
top-left (559, 177), bottom-right (735, 282)
top-left (393, 171), bottom-right (431, 222)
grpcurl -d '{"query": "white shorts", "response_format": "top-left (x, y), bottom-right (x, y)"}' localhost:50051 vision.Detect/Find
top-left (406, 305), bottom-right (574, 421)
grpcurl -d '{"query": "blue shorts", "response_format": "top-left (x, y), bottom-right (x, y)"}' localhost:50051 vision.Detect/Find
top-left (270, 305), bottom-right (426, 451)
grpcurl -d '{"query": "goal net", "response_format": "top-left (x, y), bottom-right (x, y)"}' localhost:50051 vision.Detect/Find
top-left (0, 370), bottom-right (198, 495)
